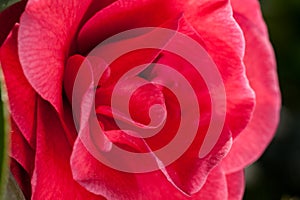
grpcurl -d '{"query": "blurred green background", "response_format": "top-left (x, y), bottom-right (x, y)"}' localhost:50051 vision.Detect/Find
top-left (244, 0), bottom-right (300, 199)
top-left (1, 0), bottom-right (300, 199)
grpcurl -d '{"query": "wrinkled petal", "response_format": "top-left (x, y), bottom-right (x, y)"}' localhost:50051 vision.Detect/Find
top-left (222, 8), bottom-right (281, 173)
top-left (0, 25), bottom-right (37, 148)
top-left (18, 0), bottom-right (93, 114)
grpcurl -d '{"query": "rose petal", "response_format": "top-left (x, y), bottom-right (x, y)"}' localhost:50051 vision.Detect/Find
top-left (0, 25), bottom-right (37, 148)
top-left (180, 0), bottom-right (255, 138)
top-left (18, 0), bottom-right (93, 114)
top-left (226, 170), bottom-right (245, 200)
top-left (230, 0), bottom-right (268, 36)
top-left (64, 55), bottom-right (86, 104)
top-left (96, 77), bottom-right (165, 128)
top-left (0, 0), bottom-right (26, 46)
top-left (71, 138), bottom-right (151, 199)
top-left (71, 141), bottom-right (228, 200)
top-left (221, 11), bottom-right (281, 173)
top-left (31, 98), bottom-right (104, 199)
top-left (77, 0), bottom-right (180, 53)
top-left (80, 0), bottom-right (117, 27)
top-left (161, 125), bottom-right (232, 195)
top-left (10, 119), bottom-right (35, 176)
top-left (192, 167), bottom-right (228, 199)
top-left (142, 55), bottom-right (224, 195)
top-left (67, 55), bottom-right (113, 152)
top-left (136, 0), bottom-right (254, 194)
top-left (81, 0), bottom-right (253, 195)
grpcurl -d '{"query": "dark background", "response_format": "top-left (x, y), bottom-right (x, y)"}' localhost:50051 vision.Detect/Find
top-left (0, 0), bottom-right (299, 199)
top-left (244, 0), bottom-right (300, 199)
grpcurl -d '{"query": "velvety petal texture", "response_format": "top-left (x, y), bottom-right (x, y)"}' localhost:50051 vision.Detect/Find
top-left (0, 0), bottom-right (280, 199)
top-left (18, 0), bottom-right (92, 113)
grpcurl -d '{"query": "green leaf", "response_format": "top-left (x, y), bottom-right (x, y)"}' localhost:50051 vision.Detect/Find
top-left (3, 172), bottom-right (26, 200)
top-left (0, 68), bottom-right (10, 199)
top-left (0, 0), bottom-right (20, 12)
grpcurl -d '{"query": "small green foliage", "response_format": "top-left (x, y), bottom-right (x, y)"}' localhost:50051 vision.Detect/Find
top-left (0, 0), bottom-right (20, 12)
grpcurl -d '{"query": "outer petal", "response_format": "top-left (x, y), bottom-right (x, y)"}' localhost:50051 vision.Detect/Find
top-left (180, 0), bottom-right (255, 138)
top-left (226, 170), bottom-right (245, 200)
top-left (31, 98), bottom-right (104, 199)
top-left (9, 119), bottom-right (35, 199)
top-left (18, 0), bottom-right (93, 113)
top-left (71, 137), bottom-right (229, 200)
top-left (230, 0), bottom-right (268, 36)
top-left (71, 136), bottom-right (152, 200)
top-left (222, 9), bottom-right (281, 172)
top-left (0, 1), bottom-right (26, 46)
top-left (0, 25), bottom-right (37, 148)
top-left (9, 119), bottom-right (35, 177)
top-left (192, 167), bottom-right (228, 200)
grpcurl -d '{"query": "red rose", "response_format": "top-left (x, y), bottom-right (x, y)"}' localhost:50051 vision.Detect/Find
top-left (0, 0), bottom-right (280, 199)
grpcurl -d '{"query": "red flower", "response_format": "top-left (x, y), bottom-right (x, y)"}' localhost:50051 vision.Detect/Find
top-left (0, 0), bottom-right (280, 199)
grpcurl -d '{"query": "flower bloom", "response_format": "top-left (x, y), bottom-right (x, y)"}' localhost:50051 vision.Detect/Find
top-left (0, 0), bottom-right (280, 199)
